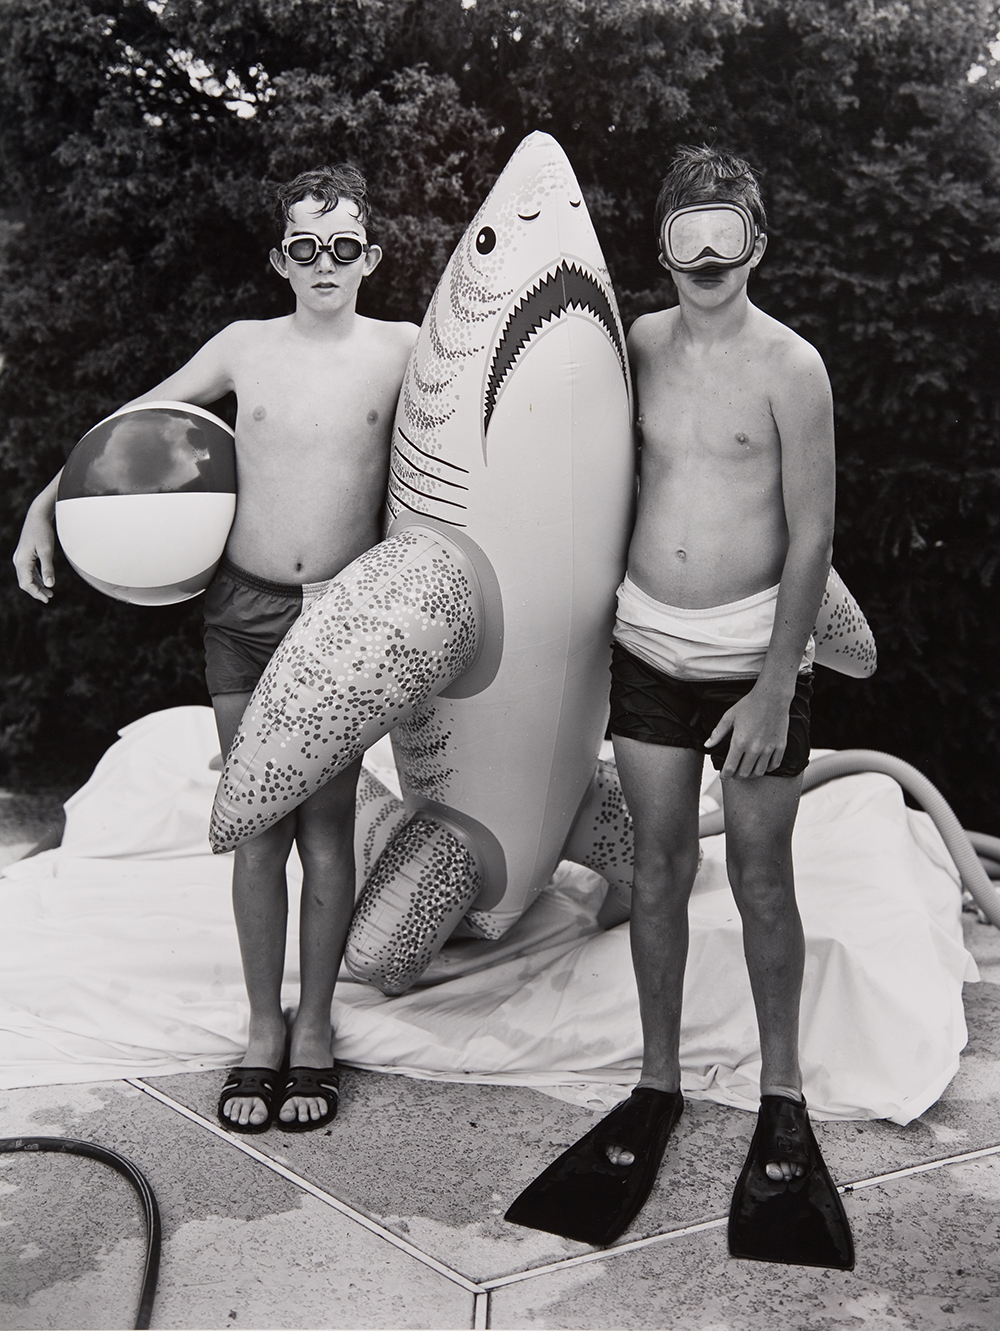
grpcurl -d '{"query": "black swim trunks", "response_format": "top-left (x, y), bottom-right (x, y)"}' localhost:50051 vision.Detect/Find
top-left (203, 557), bottom-right (332, 697)
top-left (609, 641), bottom-right (813, 778)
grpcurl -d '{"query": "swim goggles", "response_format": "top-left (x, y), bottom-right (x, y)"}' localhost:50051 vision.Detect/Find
top-left (660, 203), bottom-right (758, 272)
top-left (280, 232), bottom-right (369, 265)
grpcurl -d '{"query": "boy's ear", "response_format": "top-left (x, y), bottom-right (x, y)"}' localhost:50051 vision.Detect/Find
top-left (269, 247), bottom-right (289, 279)
top-left (750, 233), bottom-right (768, 267)
top-left (363, 244), bottom-right (383, 278)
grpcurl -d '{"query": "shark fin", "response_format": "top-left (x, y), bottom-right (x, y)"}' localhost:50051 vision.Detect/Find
top-left (210, 527), bottom-right (482, 853)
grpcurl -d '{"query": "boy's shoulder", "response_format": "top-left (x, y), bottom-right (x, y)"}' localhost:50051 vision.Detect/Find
top-left (212, 315), bottom-right (293, 350)
top-left (749, 306), bottom-right (827, 378)
top-left (627, 306), bottom-right (680, 354)
top-left (355, 314), bottom-right (420, 354)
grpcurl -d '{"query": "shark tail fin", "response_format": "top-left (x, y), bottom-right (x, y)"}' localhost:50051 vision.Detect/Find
top-left (813, 567), bottom-right (877, 678)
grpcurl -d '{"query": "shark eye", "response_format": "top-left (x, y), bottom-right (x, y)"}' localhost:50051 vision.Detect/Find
top-left (570, 199), bottom-right (582, 208)
top-left (476, 226), bottom-right (496, 254)
top-left (518, 210), bottom-right (540, 221)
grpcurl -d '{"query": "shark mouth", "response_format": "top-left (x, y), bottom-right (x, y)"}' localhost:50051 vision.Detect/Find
top-left (484, 260), bottom-right (626, 438)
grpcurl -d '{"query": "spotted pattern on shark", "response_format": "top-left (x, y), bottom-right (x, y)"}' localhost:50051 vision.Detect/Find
top-left (390, 707), bottom-right (458, 803)
top-left (813, 567), bottom-right (878, 677)
top-left (348, 815), bottom-right (484, 994)
top-left (210, 530), bottom-right (480, 851)
top-left (355, 767), bottom-right (408, 882)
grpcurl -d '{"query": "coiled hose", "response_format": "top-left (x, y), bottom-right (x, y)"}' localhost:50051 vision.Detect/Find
top-left (696, 748), bottom-right (1000, 929)
top-left (0, 1136), bottom-right (160, 1329)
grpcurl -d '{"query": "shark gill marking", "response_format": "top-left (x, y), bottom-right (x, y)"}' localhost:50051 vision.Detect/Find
top-left (484, 260), bottom-right (627, 437)
top-left (388, 427), bottom-right (470, 527)
top-left (396, 427), bottom-right (471, 476)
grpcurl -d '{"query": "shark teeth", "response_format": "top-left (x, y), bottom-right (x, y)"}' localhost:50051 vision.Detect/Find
top-left (484, 260), bottom-right (626, 437)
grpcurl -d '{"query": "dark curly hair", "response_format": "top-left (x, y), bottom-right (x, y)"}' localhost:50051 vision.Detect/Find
top-left (272, 165), bottom-right (372, 242)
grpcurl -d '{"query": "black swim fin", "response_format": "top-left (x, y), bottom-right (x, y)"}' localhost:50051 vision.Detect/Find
top-left (728, 1094), bottom-right (855, 1270)
top-left (505, 1087), bottom-right (683, 1246)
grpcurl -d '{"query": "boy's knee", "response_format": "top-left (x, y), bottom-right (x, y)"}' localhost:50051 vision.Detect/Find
top-left (634, 836), bottom-right (700, 888)
top-left (727, 862), bottom-right (795, 917)
top-left (295, 811), bottom-right (354, 868)
top-left (235, 818), bottom-right (296, 871)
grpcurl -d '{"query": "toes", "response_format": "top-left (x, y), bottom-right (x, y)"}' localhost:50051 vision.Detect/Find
top-left (279, 1096), bottom-right (328, 1124)
top-left (225, 1097), bottom-right (266, 1127)
top-left (605, 1144), bottom-right (636, 1166)
top-left (764, 1161), bottom-right (805, 1182)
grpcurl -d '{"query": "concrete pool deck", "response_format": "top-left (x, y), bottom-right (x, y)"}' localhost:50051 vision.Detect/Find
top-left (2, 801), bottom-right (999, 1331)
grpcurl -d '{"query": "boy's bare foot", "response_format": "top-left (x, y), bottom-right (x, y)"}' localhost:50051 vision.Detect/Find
top-left (278, 1016), bottom-right (336, 1126)
top-left (220, 1014), bottom-right (287, 1129)
top-left (760, 1085), bottom-right (807, 1180)
top-left (605, 1077), bottom-right (680, 1164)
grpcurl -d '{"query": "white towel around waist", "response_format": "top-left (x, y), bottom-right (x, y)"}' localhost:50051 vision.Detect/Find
top-left (613, 574), bottom-right (815, 681)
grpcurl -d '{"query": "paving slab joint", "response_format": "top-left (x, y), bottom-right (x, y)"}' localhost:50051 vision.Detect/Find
top-left (127, 1077), bottom-right (486, 1295)
top-left (127, 1078), bottom-right (1000, 1299)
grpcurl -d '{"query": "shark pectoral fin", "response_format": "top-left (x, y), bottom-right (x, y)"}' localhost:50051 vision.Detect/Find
top-left (561, 758), bottom-right (635, 927)
top-left (209, 527), bottom-right (483, 854)
top-left (813, 567), bottom-right (877, 678)
top-left (344, 814), bottom-right (485, 995)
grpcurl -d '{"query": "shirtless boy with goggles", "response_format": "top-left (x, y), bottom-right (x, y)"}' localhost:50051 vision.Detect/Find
top-left (14, 165), bottom-right (418, 1137)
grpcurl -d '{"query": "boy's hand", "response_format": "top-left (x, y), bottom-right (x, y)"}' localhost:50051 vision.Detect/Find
top-left (13, 508), bottom-right (57, 603)
top-left (705, 683), bottom-right (792, 779)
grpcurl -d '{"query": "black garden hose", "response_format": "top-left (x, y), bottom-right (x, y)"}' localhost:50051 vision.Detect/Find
top-left (0, 1136), bottom-right (160, 1329)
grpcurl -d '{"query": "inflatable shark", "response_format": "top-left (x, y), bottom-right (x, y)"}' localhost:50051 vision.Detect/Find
top-left (211, 132), bottom-right (877, 994)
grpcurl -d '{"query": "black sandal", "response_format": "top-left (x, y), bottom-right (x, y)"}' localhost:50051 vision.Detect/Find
top-left (275, 1065), bottom-right (340, 1133)
top-left (216, 1066), bottom-right (281, 1135)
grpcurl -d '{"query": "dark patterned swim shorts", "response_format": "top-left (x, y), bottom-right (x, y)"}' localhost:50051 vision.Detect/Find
top-left (203, 558), bottom-right (315, 697)
top-left (609, 641), bottom-right (813, 777)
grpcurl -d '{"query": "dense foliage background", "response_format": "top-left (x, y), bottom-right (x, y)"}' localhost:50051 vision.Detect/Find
top-left (1, 0), bottom-right (998, 829)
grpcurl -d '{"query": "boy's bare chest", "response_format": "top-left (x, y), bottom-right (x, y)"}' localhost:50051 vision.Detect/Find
top-left (637, 352), bottom-right (779, 462)
top-left (231, 343), bottom-right (398, 453)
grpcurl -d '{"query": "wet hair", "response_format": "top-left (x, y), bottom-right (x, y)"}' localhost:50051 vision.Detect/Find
top-left (272, 165), bottom-right (371, 242)
top-left (653, 147), bottom-right (767, 243)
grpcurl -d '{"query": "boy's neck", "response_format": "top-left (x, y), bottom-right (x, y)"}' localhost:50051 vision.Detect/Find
top-left (676, 290), bottom-right (755, 347)
top-left (289, 300), bottom-right (360, 341)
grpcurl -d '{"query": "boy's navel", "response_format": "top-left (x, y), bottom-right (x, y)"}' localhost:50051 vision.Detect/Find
top-left (675, 548), bottom-right (687, 561)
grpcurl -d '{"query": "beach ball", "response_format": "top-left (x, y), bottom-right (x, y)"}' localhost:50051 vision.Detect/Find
top-left (55, 400), bottom-right (236, 605)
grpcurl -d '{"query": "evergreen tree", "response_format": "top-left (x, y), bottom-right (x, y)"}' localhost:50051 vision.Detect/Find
top-left (1, 0), bottom-right (997, 826)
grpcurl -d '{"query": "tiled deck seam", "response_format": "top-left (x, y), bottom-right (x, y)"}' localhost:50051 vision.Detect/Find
top-left (131, 1077), bottom-right (1000, 1302)
top-left (128, 1077), bottom-right (484, 1295)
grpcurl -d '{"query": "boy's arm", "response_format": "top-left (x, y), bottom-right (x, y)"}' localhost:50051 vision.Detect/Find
top-left (122, 324), bottom-right (237, 409)
top-left (707, 341), bottom-right (836, 778)
top-left (12, 326), bottom-right (238, 602)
